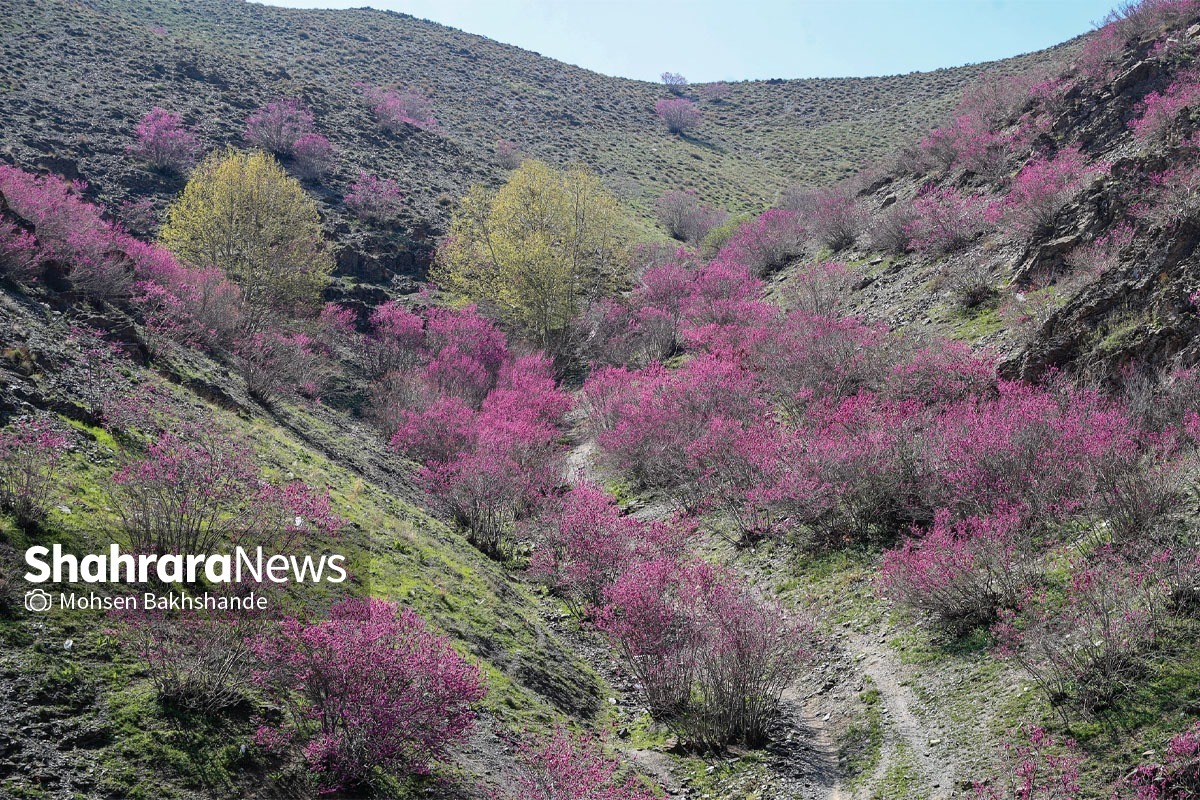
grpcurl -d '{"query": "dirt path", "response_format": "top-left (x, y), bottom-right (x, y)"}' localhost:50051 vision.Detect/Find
top-left (841, 631), bottom-right (959, 799)
top-left (558, 426), bottom-right (963, 799)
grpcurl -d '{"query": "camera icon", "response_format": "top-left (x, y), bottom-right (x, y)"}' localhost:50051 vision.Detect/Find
top-left (24, 588), bottom-right (53, 613)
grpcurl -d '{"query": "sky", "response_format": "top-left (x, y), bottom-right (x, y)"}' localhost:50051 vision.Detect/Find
top-left (260, 0), bottom-right (1119, 83)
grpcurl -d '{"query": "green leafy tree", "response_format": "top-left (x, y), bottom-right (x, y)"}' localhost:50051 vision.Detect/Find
top-left (159, 148), bottom-right (331, 323)
top-left (433, 160), bottom-right (629, 349)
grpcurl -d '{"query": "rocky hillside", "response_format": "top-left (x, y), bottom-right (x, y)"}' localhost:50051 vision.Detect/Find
top-left (776, 2), bottom-right (1200, 383)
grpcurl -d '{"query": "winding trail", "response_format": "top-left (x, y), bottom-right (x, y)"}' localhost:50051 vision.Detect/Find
top-left (559, 422), bottom-right (961, 799)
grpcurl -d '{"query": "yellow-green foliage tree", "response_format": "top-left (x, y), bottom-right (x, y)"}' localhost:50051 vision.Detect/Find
top-left (159, 149), bottom-right (332, 323)
top-left (433, 160), bottom-right (630, 349)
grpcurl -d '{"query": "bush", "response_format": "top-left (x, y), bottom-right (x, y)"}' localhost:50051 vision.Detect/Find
top-left (700, 81), bottom-right (730, 102)
top-left (1138, 164), bottom-right (1200, 231)
top-left (236, 330), bottom-right (328, 401)
top-left (344, 171), bottom-right (405, 223)
top-left (110, 424), bottom-right (341, 556)
top-left (1118, 722), bottom-right (1200, 799)
top-left (1130, 68), bottom-right (1200, 142)
top-left (526, 481), bottom-right (683, 612)
top-left (129, 108), bottom-right (200, 173)
top-left (715, 209), bottom-right (807, 276)
top-left (1003, 148), bottom-right (1104, 236)
top-left (904, 186), bottom-right (998, 255)
top-left (0, 165), bottom-right (134, 298)
top-left (494, 138), bottom-right (523, 169)
top-left (919, 115), bottom-right (1013, 179)
top-left (661, 71), bottom-right (688, 95)
top-left (655, 189), bottom-right (728, 244)
top-left (358, 83), bottom-right (439, 132)
top-left (941, 256), bottom-right (998, 309)
top-left (130, 247), bottom-right (246, 352)
top-left (0, 418), bottom-right (69, 528)
top-left (0, 219), bottom-right (39, 280)
top-left (159, 149), bottom-right (333, 320)
top-left (880, 509), bottom-right (1033, 632)
top-left (993, 548), bottom-right (1169, 715)
top-left (291, 133), bottom-right (336, 181)
top-left (387, 343), bottom-right (568, 558)
top-left (499, 726), bottom-right (656, 800)
top-left (1064, 222), bottom-right (1135, 278)
top-left (599, 557), bottom-right (810, 748)
top-left (253, 597), bottom-right (486, 792)
top-left (781, 184), bottom-right (866, 251)
top-left (655, 98), bottom-right (702, 135)
top-left (364, 300), bottom-right (424, 378)
top-left (868, 200), bottom-right (916, 253)
top-left (974, 726), bottom-right (1083, 800)
top-left (244, 99), bottom-right (316, 156)
top-left (121, 611), bottom-right (258, 713)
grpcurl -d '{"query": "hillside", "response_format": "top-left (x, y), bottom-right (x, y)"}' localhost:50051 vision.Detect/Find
top-left (3, 2), bottom-right (1200, 800)
top-left (2, 0), bottom-right (1069, 282)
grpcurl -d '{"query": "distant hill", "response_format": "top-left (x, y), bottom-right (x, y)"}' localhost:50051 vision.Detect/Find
top-left (1, 0), bottom-right (1070, 281)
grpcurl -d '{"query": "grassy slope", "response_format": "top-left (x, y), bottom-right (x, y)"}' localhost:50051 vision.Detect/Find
top-left (0, 296), bottom-right (608, 799)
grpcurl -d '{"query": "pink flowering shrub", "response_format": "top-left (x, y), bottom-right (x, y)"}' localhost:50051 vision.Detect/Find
top-left (236, 330), bottom-right (328, 402)
top-left (588, 355), bottom-right (764, 506)
top-left (880, 508), bottom-right (1034, 631)
top-left (1003, 148), bottom-right (1105, 236)
top-left (655, 98), bottom-right (702, 135)
top-left (382, 321), bottom-right (569, 557)
top-left (244, 99), bottom-right (316, 155)
top-left (0, 219), bottom-right (39, 280)
top-left (253, 597), bottom-right (486, 792)
top-left (0, 165), bottom-right (133, 298)
top-left (0, 417), bottom-right (70, 527)
top-left (526, 481), bottom-right (684, 612)
top-left (922, 380), bottom-right (1138, 523)
top-left (599, 557), bottom-right (810, 748)
top-left (661, 71), bottom-right (688, 95)
top-left (1064, 222), bottom-right (1135, 277)
top-left (110, 423), bottom-right (342, 556)
top-left (129, 107), bottom-right (200, 172)
top-left (715, 209), bottom-right (807, 276)
top-left (904, 186), bottom-right (999, 254)
top-left (129, 240), bottom-right (245, 352)
top-left (364, 300), bottom-right (424, 377)
top-left (781, 185), bottom-right (866, 251)
top-left (344, 171), bottom-right (405, 223)
top-left (494, 138), bottom-right (524, 169)
top-left (993, 548), bottom-right (1169, 714)
top-left (700, 81), bottom-right (731, 102)
top-left (1137, 165), bottom-right (1200, 230)
top-left (358, 83), bottom-right (439, 132)
top-left (291, 132), bottom-right (336, 180)
top-left (974, 726), bottom-right (1083, 800)
top-left (498, 726), bottom-right (656, 800)
top-left (919, 115), bottom-right (1016, 179)
top-left (588, 256), bottom-right (694, 366)
top-left (1130, 69), bottom-right (1200, 142)
top-left (1118, 722), bottom-right (1200, 799)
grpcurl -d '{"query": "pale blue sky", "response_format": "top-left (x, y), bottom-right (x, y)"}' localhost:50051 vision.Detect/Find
top-left (261, 0), bottom-right (1117, 82)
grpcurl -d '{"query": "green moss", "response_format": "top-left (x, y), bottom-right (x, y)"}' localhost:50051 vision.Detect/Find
top-left (840, 681), bottom-right (886, 788)
top-left (876, 740), bottom-right (921, 799)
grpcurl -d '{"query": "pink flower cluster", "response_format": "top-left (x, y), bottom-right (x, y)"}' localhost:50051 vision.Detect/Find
top-left (129, 107), bottom-right (200, 172)
top-left (253, 597), bottom-right (486, 792)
